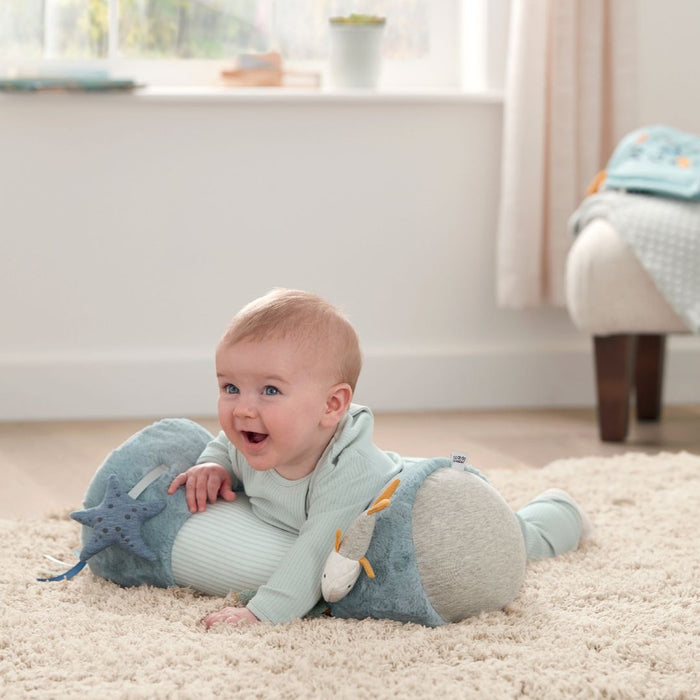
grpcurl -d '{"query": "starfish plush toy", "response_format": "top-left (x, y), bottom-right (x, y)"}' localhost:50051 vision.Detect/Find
top-left (71, 473), bottom-right (166, 561)
top-left (38, 473), bottom-right (166, 581)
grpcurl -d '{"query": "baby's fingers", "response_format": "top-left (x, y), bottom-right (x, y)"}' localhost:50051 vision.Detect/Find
top-left (185, 476), bottom-right (208, 513)
top-left (203, 606), bottom-right (257, 629)
top-left (217, 474), bottom-right (236, 502)
top-left (219, 483), bottom-right (237, 502)
top-left (207, 479), bottom-right (222, 505)
top-left (167, 473), bottom-right (188, 494)
top-left (202, 606), bottom-right (234, 628)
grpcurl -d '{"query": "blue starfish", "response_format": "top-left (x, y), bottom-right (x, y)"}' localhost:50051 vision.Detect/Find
top-left (70, 473), bottom-right (166, 562)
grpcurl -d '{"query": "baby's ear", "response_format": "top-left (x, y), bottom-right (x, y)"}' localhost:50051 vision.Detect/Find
top-left (322, 383), bottom-right (353, 427)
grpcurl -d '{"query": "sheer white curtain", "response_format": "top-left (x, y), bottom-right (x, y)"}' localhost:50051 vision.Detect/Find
top-left (496, 0), bottom-right (638, 308)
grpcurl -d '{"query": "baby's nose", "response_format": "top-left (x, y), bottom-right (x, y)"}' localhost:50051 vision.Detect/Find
top-left (233, 397), bottom-right (257, 418)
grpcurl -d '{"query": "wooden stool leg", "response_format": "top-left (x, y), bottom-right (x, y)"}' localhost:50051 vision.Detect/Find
top-left (594, 335), bottom-right (635, 442)
top-left (635, 334), bottom-right (666, 421)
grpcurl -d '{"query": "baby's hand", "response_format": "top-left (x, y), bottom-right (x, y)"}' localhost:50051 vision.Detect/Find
top-left (203, 606), bottom-right (259, 629)
top-left (167, 462), bottom-right (236, 513)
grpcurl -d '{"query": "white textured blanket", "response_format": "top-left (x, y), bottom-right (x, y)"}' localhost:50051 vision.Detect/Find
top-left (570, 191), bottom-right (700, 333)
top-left (2, 451), bottom-right (698, 698)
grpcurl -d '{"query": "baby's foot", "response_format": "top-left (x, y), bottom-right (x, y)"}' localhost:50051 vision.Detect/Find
top-left (537, 488), bottom-right (594, 544)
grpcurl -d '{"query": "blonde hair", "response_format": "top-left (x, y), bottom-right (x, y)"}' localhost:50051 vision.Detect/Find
top-left (221, 289), bottom-right (362, 390)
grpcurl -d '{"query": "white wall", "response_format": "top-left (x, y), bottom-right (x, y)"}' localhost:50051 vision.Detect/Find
top-left (637, 0), bottom-right (700, 132)
top-left (1, 0), bottom-right (699, 421)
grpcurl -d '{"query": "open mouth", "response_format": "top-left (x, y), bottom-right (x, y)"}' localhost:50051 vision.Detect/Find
top-left (243, 431), bottom-right (268, 445)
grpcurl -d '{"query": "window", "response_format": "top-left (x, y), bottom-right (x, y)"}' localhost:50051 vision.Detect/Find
top-left (0, 1), bottom-right (505, 91)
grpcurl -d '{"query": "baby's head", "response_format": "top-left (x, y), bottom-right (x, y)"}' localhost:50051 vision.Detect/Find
top-left (215, 289), bottom-right (362, 478)
top-left (219, 288), bottom-right (362, 392)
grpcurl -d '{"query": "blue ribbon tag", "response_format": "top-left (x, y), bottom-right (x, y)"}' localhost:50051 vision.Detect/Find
top-left (37, 560), bottom-right (87, 582)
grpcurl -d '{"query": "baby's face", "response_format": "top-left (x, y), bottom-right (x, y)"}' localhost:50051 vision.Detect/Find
top-left (215, 337), bottom-right (339, 480)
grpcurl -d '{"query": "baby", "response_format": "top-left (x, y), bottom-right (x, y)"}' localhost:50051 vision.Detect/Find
top-left (168, 288), bottom-right (592, 627)
top-left (168, 289), bottom-right (403, 626)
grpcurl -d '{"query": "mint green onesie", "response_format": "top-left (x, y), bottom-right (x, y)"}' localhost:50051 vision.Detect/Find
top-left (170, 405), bottom-right (402, 623)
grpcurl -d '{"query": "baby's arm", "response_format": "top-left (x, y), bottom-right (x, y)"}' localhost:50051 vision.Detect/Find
top-left (202, 513), bottom-right (338, 628)
top-left (167, 462), bottom-right (236, 513)
top-left (246, 455), bottom-right (401, 623)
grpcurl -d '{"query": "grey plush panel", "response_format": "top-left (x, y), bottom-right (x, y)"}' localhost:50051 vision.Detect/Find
top-left (413, 469), bottom-right (526, 622)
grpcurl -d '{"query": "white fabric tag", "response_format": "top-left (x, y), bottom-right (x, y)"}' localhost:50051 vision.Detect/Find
top-left (128, 464), bottom-right (168, 499)
top-left (451, 452), bottom-right (470, 471)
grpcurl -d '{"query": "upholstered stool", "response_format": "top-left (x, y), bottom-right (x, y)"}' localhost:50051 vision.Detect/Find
top-left (566, 219), bottom-right (690, 442)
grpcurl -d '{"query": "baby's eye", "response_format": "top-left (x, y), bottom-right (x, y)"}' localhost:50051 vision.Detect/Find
top-left (263, 385), bottom-right (280, 396)
top-left (224, 384), bottom-right (239, 395)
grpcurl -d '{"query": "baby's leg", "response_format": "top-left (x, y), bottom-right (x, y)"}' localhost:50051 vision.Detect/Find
top-left (516, 489), bottom-right (593, 560)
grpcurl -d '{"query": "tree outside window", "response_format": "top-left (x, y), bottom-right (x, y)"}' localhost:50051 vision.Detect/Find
top-left (1, 0), bottom-right (430, 62)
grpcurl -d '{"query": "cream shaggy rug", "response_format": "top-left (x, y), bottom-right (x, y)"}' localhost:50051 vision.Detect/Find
top-left (1, 451), bottom-right (698, 699)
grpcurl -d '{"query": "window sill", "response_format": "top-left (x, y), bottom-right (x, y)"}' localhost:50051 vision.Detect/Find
top-left (0, 85), bottom-right (504, 105)
top-left (137, 85), bottom-right (504, 104)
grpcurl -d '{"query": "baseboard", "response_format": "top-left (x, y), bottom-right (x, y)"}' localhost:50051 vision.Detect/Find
top-left (1, 343), bottom-right (698, 421)
top-left (0, 351), bottom-right (217, 422)
top-left (356, 345), bottom-right (597, 411)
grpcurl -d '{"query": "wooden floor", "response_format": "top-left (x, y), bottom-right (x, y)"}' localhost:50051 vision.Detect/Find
top-left (2, 406), bottom-right (699, 520)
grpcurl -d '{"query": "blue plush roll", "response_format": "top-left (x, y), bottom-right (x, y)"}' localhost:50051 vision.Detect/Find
top-left (79, 419), bottom-right (211, 587)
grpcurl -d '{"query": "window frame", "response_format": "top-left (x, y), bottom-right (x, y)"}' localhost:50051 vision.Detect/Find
top-left (1, 0), bottom-right (508, 92)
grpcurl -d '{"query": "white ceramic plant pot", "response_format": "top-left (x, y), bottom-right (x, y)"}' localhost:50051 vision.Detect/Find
top-left (329, 20), bottom-right (386, 89)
